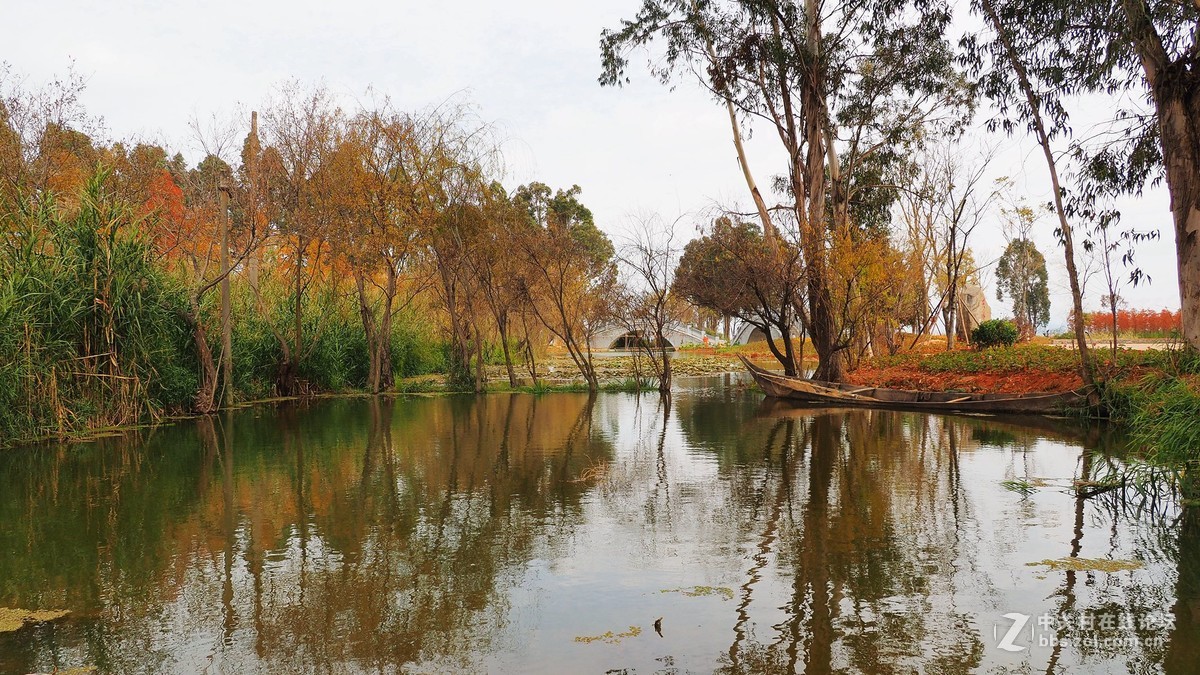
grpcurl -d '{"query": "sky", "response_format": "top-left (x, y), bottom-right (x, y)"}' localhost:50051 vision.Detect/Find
top-left (5, 0), bottom-right (1184, 330)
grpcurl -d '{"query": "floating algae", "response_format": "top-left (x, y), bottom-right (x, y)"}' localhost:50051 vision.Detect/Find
top-left (0, 607), bottom-right (70, 633)
top-left (1026, 557), bottom-right (1144, 573)
top-left (660, 585), bottom-right (735, 601)
top-left (574, 625), bottom-right (642, 644)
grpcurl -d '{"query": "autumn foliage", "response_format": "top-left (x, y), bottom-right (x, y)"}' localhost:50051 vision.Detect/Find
top-left (1083, 309), bottom-right (1181, 337)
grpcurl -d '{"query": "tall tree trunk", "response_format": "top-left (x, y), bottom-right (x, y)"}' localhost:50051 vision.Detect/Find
top-left (498, 315), bottom-right (517, 388)
top-left (183, 302), bottom-right (218, 414)
top-left (945, 285), bottom-right (958, 350)
top-left (800, 0), bottom-right (848, 383)
top-left (355, 273), bottom-right (381, 394)
top-left (375, 264), bottom-right (397, 393)
top-left (219, 186), bottom-right (234, 408)
top-left (1120, 0), bottom-right (1200, 351)
top-left (982, 0), bottom-right (1094, 387)
top-left (945, 228), bottom-right (959, 350)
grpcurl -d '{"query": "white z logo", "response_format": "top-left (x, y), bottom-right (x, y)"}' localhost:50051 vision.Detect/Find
top-left (995, 613), bottom-right (1030, 652)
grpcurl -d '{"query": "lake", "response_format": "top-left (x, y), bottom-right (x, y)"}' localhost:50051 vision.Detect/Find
top-left (1, 375), bottom-right (1196, 674)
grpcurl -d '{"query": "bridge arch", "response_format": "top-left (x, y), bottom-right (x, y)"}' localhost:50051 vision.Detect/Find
top-left (608, 329), bottom-right (675, 350)
top-left (733, 323), bottom-right (771, 345)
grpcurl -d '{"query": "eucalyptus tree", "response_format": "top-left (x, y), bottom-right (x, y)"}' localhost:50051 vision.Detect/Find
top-left (965, 0), bottom-right (1096, 384)
top-left (964, 0), bottom-right (1200, 353)
top-left (601, 0), bottom-right (970, 381)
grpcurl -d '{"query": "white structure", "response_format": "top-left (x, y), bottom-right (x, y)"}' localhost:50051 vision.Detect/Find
top-left (589, 322), bottom-right (711, 350)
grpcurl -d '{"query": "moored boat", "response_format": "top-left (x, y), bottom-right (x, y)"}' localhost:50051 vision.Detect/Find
top-left (739, 355), bottom-right (1089, 415)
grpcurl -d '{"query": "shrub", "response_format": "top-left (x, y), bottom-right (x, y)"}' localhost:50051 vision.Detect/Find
top-left (972, 319), bottom-right (1019, 349)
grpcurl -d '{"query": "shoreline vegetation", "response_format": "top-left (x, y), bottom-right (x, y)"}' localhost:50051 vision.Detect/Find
top-left (2, 63), bottom-right (1197, 504)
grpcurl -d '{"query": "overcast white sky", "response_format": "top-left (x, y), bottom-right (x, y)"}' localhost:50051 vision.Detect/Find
top-left (6, 0), bottom-right (1183, 329)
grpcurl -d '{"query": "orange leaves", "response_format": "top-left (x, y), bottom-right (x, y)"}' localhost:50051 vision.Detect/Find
top-left (141, 169), bottom-right (184, 229)
top-left (1084, 308), bottom-right (1181, 336)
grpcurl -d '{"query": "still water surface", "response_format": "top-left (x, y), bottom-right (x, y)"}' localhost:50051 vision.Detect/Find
top-left (0, 376), bottom-right (1196, 674)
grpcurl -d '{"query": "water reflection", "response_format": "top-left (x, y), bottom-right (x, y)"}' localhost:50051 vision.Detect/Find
top-left (0, 384), bottom-right (1196, 674)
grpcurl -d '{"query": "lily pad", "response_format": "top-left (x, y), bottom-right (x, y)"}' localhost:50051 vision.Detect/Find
top-left (1026, 557), bottom-right (1143, 573)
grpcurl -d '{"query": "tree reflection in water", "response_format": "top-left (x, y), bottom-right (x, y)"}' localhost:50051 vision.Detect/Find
top-left (0, 384), bottom-right (1195, 674)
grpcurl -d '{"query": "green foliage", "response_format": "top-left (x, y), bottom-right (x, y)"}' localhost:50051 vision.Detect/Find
top-left (391, 314), bottom-right (445, 378)
top-left (230, 286), bottom-right (447, 398)
top-left (0, 171), bottom-right (193, 443)
top-left (0, 169), bottom-right (456, 446)
top-left (673, 217), bottom-right (766, 318)
top-left (996, 238), bottom-right (1050, 331)
top-left (513, 182), bottom-right (613, 270)
top-left (1001, 479), bottom-right (1036, 496)
top-left (971, 319), bottom-right (1019, 348)
top-left (1106, 372), bottom-right (1200, 498)
top-left (871, 344), bottom-right (1155, 374)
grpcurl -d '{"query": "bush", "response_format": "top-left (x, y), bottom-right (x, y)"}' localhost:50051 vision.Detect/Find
top-left (972, 319), bottom-right (1019, 349)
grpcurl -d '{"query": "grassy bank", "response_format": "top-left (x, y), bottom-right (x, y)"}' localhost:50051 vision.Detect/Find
top-left (1100, 347), bottom-right (1200, 500)
top-left (850, 342), bottom-right (1200, 498)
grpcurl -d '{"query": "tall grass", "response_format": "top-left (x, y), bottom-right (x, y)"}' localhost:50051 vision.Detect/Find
top-left (1103, 343), bottom-right (1200, 499)
top-left (0, 171), bottom-right (193, 442)
top-left (0, 169), bottom-right (449, 447)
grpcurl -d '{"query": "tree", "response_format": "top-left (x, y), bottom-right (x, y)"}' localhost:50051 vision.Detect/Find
top-left (616, 213), bottom-right (685, 394)
top-left (963, 0), bottom-right (1200, 351)
top-left (967, 0), bottom-right (1096, 385)
top-left (673, 217), bottom-right (804, 375)
top-left (417, 109), bottom-right (498, 393)
top-left (259, 83), bottom-right (344, 395)
top-left (0, 64), bottom-right (98, 209)
top-left (996, 238), bottom-right (1050, 335)
top-left (324, 106), bottom-right (431, 394)
top-left (514, 182), bottom-right (615, 390)
top-left (465, 184), bottom-right (530, 388)
top-left (899, 142), bottom-right (996, 349)
top-left (602, 0), bottom-right (970, 381)
top-left (163, 151), bottom-right (262, 413)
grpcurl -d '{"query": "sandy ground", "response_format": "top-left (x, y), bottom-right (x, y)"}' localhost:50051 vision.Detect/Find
top-left (1049, 338), bottom-right (1175, 351)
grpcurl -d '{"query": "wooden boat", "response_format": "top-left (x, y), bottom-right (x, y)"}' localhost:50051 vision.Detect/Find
top-left (739, 355), bottom-right (1090, 415)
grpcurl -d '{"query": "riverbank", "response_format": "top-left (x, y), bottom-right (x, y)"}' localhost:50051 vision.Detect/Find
top-left (846, 342), bottom-right (1200, 498)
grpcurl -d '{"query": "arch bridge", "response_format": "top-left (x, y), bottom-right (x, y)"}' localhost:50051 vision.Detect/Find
top-left (590, 322), bottom-right (711, 350)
